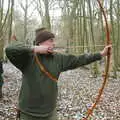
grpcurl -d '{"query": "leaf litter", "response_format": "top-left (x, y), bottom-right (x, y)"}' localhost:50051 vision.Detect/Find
top-left (0, 62), bottom-right (119, 120)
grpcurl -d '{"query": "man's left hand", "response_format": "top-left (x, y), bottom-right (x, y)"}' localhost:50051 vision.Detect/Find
top-left (100, 45), bottom-right (112, 57)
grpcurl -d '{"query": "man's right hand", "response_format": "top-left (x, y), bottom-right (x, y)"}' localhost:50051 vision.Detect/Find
top-left (33, 45), bottom-right (54, 54)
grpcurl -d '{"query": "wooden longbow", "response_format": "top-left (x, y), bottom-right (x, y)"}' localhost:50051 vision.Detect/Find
top-left (82, 0), bottom-right (111, 120)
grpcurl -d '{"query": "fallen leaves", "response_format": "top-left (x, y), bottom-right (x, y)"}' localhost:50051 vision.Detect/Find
top-left (0, 63), bottom-right (119, 120)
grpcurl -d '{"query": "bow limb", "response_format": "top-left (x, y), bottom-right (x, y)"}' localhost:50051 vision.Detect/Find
top-left (82, 0), bottom-right (111, 120)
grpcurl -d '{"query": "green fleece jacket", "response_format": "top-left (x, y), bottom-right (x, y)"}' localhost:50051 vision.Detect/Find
top-left (5, 43), bottom-right (102, 117)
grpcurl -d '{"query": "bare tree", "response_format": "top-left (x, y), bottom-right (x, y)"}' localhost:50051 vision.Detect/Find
top-left (0, 0), bottom-right (12, 60)
top-left (19, 0), bottom-right (35, 40)
top-left (34, 0), bottom-right (52, 30)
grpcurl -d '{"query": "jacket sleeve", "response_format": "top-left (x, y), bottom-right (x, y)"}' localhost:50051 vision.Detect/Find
top-left (5, 42), bottom-right (33, 72)
top-left (59, 53), bottom-right (102, 72)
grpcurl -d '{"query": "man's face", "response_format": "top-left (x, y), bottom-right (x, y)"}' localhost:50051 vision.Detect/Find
top-left (39, 38), bottom-right (55, 48)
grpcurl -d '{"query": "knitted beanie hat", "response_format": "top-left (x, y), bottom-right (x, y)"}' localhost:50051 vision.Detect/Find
top-left (35, 31), bottom-right (55, 45)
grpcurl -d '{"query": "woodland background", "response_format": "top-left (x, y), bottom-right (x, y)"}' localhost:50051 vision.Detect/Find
top-left (0, 0), bottom-right (120, 120)
top-left (0, 0), bottom-right (120, 77)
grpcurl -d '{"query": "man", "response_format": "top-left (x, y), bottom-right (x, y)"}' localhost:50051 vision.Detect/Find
top-left (33, 27), bottom-right (47, 45)
top-left (5, 31), bottom-right (112, 120)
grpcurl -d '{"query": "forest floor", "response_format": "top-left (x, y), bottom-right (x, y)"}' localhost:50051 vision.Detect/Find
top-left (0, 62), bottom-right (120, 120)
